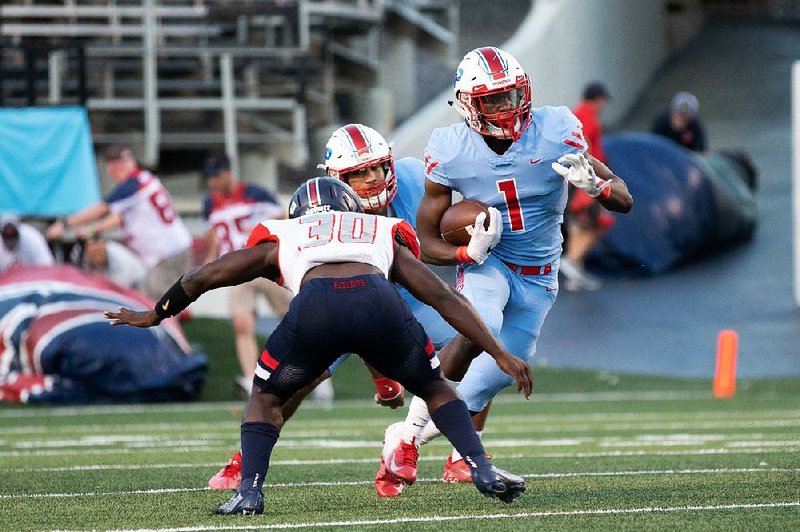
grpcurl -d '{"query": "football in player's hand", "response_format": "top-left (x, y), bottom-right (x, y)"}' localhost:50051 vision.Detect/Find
top-left (440, 199), bottom-right (490, 246)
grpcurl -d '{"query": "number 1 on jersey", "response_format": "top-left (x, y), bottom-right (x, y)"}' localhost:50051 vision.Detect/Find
top-left (497, 179), bottom-right (525, 232)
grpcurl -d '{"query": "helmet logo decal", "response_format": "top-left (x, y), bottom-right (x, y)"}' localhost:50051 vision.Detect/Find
top-left (454, 67), bottom-right (464, 85)
top-left (289, 177), bottom-right (365, 219)
top-left (323, 146), bottom-right (332, 162)
top-left (307, 177), bottom-right (320, 207)
top-left (476, 46), bottom-right (508, 81)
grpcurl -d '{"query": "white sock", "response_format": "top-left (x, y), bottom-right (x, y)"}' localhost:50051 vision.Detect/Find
top-left (419, 421), bottom-right (442, 445)
top-left (450, 430), bottom-right (482, 461)
top-left (401, 395), bottom-right (431, 442)
top-left (312, 378), bottom-right (334, 403)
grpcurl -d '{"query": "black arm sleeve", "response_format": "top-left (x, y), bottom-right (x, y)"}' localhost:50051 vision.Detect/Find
top-left (154, 277), bottom-right (196, 318)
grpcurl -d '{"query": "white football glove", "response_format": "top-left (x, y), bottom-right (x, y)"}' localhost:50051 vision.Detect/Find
top-left (465, 207), bottom-right (502, 264)
top-left (551, 153), bottom-right (611, 198)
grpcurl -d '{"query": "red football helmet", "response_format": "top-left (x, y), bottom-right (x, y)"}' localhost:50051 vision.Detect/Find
top-left (322, 124), bottom-right (397, 212)
top-left (451, 46), bottom-right (532, 141)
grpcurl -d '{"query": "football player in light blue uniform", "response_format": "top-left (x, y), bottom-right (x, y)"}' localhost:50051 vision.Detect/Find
top-left (377, 47), bottom-right (632, 493)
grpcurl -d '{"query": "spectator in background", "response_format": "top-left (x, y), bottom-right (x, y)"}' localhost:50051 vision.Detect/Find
top-left (46, 146), bottom-right (192, 300)
top-left (561, 82), bottom-right (615, 291)
top-left (201, 154), bottom-right (293, 396)
top-left (83, 235), bottom-right (147, 290)
top-left (0, 215), bottom-right (55, 273)
top-left (652, 91), bottom-right (706, 152)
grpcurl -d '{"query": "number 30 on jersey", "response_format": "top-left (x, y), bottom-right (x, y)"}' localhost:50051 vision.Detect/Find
top-left (299, 212), bottom-right (377, 248)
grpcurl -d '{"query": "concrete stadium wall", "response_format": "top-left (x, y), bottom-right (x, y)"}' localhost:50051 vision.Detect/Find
top-left (390, 0), bottom-right (671, 159)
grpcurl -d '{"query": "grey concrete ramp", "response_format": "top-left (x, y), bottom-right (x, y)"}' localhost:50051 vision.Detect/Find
top-left (537, 19), bottom-right (800, 378)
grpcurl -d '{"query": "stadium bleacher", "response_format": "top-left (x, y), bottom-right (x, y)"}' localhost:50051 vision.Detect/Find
top-left (0, 0), bottom-right (460, 197)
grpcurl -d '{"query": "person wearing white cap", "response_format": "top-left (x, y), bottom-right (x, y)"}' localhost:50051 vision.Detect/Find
top-left (652, 91), bottom-right (707, 152)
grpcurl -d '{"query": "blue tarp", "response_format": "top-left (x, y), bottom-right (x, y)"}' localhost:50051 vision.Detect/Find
top-left (0, 106), bottom-right (101, 216)
top-left (589, 133), bottom-right (757, 275)
top-left (0, 265), bottom-right (207, 404)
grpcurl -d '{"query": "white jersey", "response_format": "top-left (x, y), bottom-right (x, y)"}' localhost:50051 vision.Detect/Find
top-left (246, 211), bottom-right (419, 295)
top-left (105, 169), bottom-right (192, 268)
top-left (202, 183), bottom-right (283, 256)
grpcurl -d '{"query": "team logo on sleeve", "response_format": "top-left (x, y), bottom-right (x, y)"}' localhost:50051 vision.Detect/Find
top-left (423, 152), bottom-right (439, 175)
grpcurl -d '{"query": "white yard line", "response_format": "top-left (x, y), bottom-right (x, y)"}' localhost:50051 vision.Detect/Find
top-left (4, 432), bottom-right (798, 452)
top-left (3, 468), bottom-right (797, 499)
top-left (0, 391), bottom-right (738, 420)
top-left (48, 501), bottom-right (800, 531)
top-left (2, 436), bottom-right (798, 459)
top-left (4, 417), bottom-right (797, 438)
top-left (2, 449), bottom-right (799, 473)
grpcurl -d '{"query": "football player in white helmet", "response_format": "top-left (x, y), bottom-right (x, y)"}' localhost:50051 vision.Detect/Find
top-left (450, 47), bottom-right (532, 141)
top-left (322, 124), bottom-right (397, 213)
top-left (375, 46), bottom-right (633, 496)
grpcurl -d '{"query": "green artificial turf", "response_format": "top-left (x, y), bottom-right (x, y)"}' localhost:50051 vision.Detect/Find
top-left (0, 317), bottom-right (797, 530)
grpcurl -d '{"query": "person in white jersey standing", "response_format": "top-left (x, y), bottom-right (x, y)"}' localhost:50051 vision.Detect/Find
top-left (200, 154), bottom-right (292, 395)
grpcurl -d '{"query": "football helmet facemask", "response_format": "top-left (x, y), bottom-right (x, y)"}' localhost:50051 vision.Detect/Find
top-left (322, 124), bottom-right (397, 212)
top-left (451, 46), bottom-right (531, 141)
top-left (288, 177), bottom-right (365, 219)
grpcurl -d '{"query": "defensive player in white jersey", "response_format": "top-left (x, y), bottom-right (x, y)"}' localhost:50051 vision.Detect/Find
top-left (106, 177), bottom-right (531, 515)
top-left (376, 46), bottom-right (633, 493)
top-left (207, 123), bottom-right (454, 490)
top-left (200, 154), bottom-right (292, 396)
top-left (46, 146), bottom-right (192, 300)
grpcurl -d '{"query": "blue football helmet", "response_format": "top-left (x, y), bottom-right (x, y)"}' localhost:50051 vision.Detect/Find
top-left (288, 177), bottom-right (365, 219)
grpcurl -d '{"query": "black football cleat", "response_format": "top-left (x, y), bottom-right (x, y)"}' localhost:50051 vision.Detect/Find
top-left (471, 464), bottom-right (526, 503)
top-left (214, 488), bottom-right (264, 515)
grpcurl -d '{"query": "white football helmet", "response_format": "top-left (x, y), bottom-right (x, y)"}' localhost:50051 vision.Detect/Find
top-left (451, 46), bottom-right (532, 140)
top-left (322, 124), bottom-right (397, 212)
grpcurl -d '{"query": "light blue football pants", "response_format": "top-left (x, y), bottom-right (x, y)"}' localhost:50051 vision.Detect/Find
top-left (455, 254), bottom-right (558, 412)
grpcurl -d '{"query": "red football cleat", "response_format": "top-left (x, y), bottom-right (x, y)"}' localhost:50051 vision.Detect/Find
top-left (381, 422), bottom-right (419, 485)
top-left (384, 438), bottom-right (419, 484)
top-left (442, 453), bottom-right (493, 483)
top-left (375, 457), bottom-right (405, 498)
top-left (208, 450), bottom-right (242, 490)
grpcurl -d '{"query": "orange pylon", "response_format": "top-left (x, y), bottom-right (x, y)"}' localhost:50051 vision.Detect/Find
top-left (713, 330), bottom-right (738, 398)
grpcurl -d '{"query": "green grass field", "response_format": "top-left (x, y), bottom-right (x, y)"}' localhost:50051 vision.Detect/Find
top-left (0, 318), bottom-right (798, 530)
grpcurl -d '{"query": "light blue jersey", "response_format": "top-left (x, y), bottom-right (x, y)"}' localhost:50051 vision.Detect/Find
top-left (389, 157), bottom-right (457, 350)
top-left (425, 106), bottom-right (584, 266)
top-left (387, 157), bottom-right (425, 228)
top-left (421, 106), bottom-right (587, 412)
